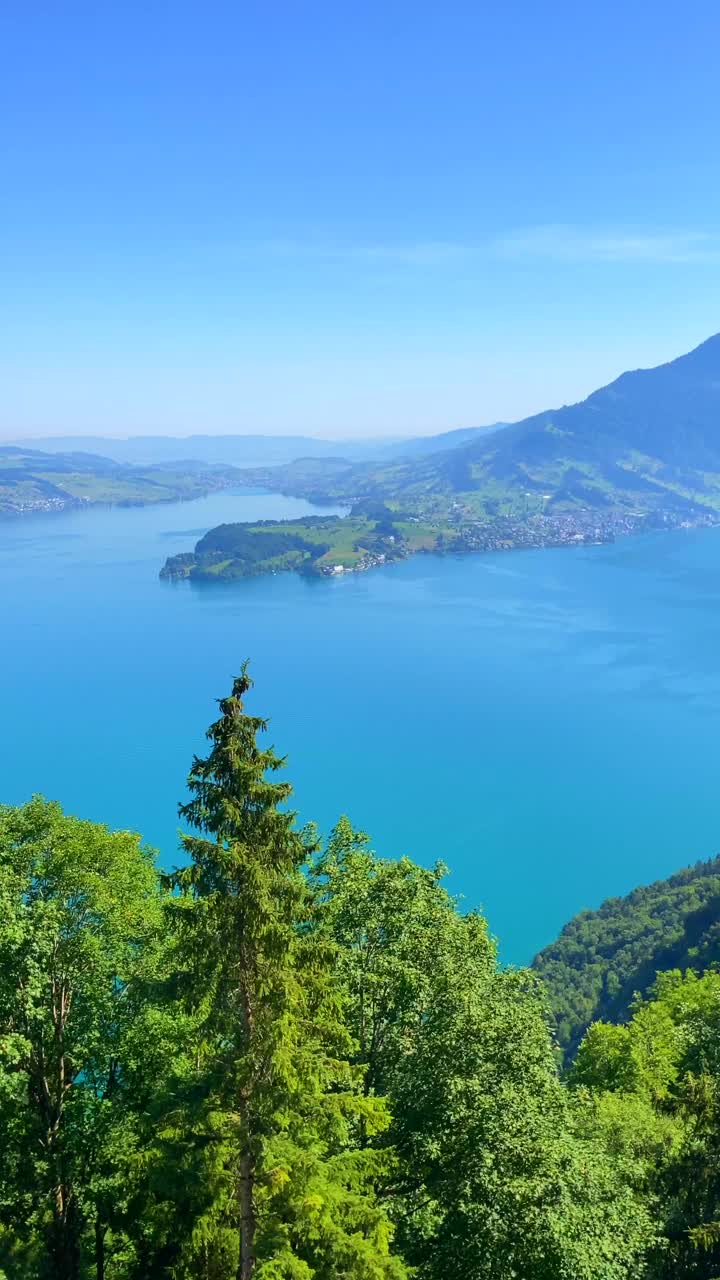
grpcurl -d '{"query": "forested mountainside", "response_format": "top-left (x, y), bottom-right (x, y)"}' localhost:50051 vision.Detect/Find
top-left (0, 446), bottom-right (242, 514)
top-left (3, 669), bottom-right (720, 1280)
top-left (534, 858), bottom-right (720, 1056)
top-left (232, 334), bottom-right (720, 521)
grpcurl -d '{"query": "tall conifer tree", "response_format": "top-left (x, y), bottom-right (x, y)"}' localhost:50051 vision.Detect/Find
top-left (173, 667), bottom-right (407, 1280)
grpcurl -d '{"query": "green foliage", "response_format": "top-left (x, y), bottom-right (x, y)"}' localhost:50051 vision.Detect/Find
top-left (312, 819), bottom-right (654, 1279)
top-left (571, 1000), bottom-right (683, 1102)
top-left (4, 673), bottom-right (720, 1280)
top-left (533, 858), bottom-right (720, 1055)
top-left (0, 796), bottom-right (164, 1279)
top-left (196, 520), bottom-right (332, 565)
top-left (161, 515), bottom-right (410, 582)
top-left (573, 970), bottom-right (720, 1279)
top-left (170, 669), bottom-right (407, 1279)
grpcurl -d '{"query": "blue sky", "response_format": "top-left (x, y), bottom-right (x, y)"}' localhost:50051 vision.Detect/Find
top-left (2, 0), bottom-right (720, 438)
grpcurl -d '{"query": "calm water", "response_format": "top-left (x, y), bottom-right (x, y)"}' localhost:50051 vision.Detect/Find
top-left (4, 489), bottom-right (720, 963)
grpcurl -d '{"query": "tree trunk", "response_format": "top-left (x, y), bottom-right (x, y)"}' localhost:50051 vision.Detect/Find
top-left (95, 1215), bottom-right (106, 1280)
top-left (236, 970), bottom-right (257, 1280)
top-left (237, 1147), bottom-right (256, 1280)
top-left (48, 1185), bottom-right (81, 1280)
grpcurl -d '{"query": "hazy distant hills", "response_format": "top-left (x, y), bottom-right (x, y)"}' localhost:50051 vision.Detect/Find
top-left (7, 334), bottom-right (720, 520)
top-left (4, 425), bottom-right (504, 469)
top-left (0, 425), bottom-right (503, 515)
top-left (5, 434), bottom-right (377, 467)
top-left (0, 446), bottom-right (242, 514)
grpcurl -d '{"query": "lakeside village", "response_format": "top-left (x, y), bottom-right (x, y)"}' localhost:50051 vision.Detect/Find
top-left (1, 492), bottom-right (93, 515)
top-left (318, 506), bottom-right (720, 576)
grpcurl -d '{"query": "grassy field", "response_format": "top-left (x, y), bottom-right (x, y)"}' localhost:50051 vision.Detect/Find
top-left (160, 511), bottom-right (447, 581)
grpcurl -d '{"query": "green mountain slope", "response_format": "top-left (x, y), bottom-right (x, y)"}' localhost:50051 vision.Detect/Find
top-left (533, 857), bottom-right (720, 1057)
top-left (237, 335), bottom-right (720, 520)
top-left (493, 332), bottom-right (720, 469)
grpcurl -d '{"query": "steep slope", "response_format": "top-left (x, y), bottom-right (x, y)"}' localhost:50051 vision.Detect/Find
top-left (494, 333), bottom-right (720, 466)
top-left (430, 333), bottom-right (720, 506)
top-left (533, 857), bottom-right (720, 1058)
top-left (380, 422), bottom-right (506, 458)
top-left (238, 335), bottom-right (720, 519)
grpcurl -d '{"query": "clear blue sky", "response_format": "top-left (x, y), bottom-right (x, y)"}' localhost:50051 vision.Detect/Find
top-left (2, 0), bottom-right (720, 438)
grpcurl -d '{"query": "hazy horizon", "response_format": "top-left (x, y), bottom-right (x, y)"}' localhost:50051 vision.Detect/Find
top-left (4, 331), bottom-right (718, 445)
top-left (0, 425), bottom-right (480, 444)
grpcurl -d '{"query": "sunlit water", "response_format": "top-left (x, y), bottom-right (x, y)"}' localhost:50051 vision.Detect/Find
top-left (4, 488), bottom-right (720, 963)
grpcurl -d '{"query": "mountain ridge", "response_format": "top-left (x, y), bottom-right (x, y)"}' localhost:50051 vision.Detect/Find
top-left (231, 333), bottom-right (720, 520)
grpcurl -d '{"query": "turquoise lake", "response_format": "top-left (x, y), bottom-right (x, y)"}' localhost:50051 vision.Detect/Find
top-left (3, 489), bottom-right (720, 964)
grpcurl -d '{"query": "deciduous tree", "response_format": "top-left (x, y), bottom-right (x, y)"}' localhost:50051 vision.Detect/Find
top-left (0, 797), bottom-right (162, 1280)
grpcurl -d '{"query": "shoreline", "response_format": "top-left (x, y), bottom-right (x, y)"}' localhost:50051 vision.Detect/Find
top-left (159, 504), bottom-right (720, 584)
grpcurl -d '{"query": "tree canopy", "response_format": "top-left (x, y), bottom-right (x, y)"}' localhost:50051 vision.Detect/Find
top-left (0, 670), bottom-right (718, 1279)
top-left (533, 859), bottom-right (720, 1056)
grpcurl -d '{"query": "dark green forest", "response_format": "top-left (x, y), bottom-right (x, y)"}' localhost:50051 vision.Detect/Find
top-left (534, 860), bottom-right (720, 1056)
top-left (3, 671), bottom-right (720, 1279)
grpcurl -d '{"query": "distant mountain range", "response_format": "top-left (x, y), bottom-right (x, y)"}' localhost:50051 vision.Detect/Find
top-left (4, 424), bottom-right (505, 470)
top-left (6, 334), bottom-right (720, 522)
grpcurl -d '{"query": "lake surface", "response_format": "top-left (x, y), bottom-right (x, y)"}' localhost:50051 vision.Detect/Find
top-left (4, 489), bottom-right (720, 964)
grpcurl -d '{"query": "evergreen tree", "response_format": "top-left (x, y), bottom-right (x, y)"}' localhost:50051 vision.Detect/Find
top-left (171, 667), bottom-right (407, 1279)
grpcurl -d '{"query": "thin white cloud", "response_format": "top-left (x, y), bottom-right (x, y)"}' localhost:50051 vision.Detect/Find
top-left (232, 227), bottom-right (720, 268)
top-left (493, 225), bottom-right (720, 264)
